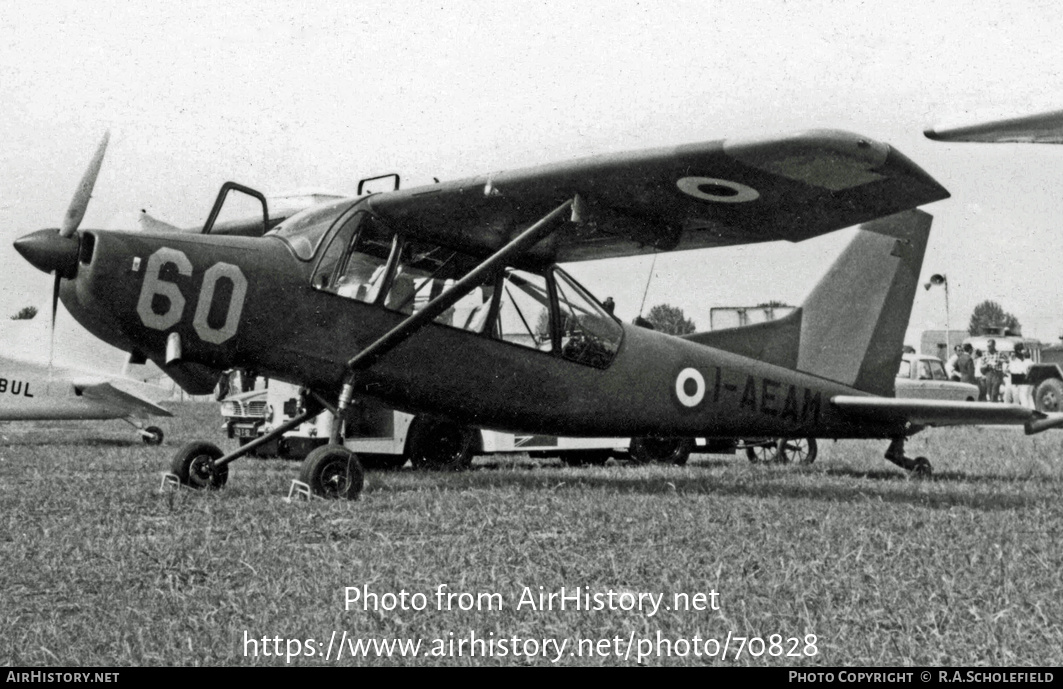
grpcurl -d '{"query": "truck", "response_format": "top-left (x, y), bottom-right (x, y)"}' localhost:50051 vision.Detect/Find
top-left (219, 378), bottom-right (707, 467)
top-left (1027, 344), bottom-right (1063, 412)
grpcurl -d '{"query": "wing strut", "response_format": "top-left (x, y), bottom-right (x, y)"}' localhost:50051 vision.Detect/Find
top-left (329, 195), bottom-right (585, 444)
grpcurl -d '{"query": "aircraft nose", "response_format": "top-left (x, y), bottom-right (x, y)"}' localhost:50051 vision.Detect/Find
top-left (14, 228), bottom-right (80, 278)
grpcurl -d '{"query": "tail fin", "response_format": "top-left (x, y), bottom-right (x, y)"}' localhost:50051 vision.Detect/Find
top-left (685, 209), bottom-right (931, 396)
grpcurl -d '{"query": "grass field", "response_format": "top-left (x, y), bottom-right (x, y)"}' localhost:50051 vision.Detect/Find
top-left (2, 402), bottom-right (1062, 666)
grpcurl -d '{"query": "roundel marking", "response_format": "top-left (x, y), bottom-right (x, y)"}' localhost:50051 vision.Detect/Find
top-left (676, 176), bottom-right (759, 203)
top-left (675, 368), bottom-right (706, 408)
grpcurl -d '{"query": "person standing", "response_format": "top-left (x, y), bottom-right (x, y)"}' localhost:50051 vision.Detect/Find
top-left (1006, 343), bottom-right (1034, 408)
top-left (955, 343), bottom-right (976, 385)
top-left (973, 348), bottom-right (986, 401)
top-left (980, 340), bottom-right (1006, 402)
top-left (946, 345), bottom-right (962, 381)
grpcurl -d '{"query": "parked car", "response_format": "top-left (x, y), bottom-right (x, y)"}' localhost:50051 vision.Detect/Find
top-left (895, 353), bottom-right (978, 401)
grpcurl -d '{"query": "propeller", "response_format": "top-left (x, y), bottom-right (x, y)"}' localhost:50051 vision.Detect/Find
top-left (13, 131), bottom-right (111, 374)
top-left (61, 131), bottom-right (110, 237)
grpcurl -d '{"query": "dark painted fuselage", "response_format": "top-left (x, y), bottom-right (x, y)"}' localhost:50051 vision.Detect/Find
top-left (61, 217), bottom-right (901, 441)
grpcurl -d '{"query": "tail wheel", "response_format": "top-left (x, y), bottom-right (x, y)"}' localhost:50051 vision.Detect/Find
top-left (629, 437), bottom-right (693, 465)
top-left (406, 416), bottom-right (476, 471)
top-left (777, 438), bottom-right (818, 464)
top-left (171, 441), bottom-right (227, 489)
top-left (299, 446), bottom-right (364, 499)
top-left (142, 426), bottom-right (164, 445)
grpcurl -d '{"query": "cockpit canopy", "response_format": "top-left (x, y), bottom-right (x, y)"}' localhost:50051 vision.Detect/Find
top-left (272, 203), bottom-right (625, 369)
top-left (265, 198), bottom-right (358, 260)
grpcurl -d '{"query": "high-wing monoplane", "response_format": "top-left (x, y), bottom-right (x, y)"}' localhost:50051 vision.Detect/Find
top-left (0, 353), bottom-right (171, 443)
top-left (15, 129), bottom-right (1063, 498)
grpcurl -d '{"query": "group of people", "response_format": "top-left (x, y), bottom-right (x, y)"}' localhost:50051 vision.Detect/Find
top-left (946, 339), bottom-right (1034, 407)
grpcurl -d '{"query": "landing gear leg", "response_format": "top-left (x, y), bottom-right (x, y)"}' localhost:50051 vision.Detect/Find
top-left (295, 378), bottom-right (365, 500)
top-left (169, 398), bottom-right (320, 490)
top-left (884, 437), bottom-right (932, 477)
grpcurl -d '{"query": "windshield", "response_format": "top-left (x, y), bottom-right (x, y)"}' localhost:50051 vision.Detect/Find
top-left (266, 198), bottom-right (357, 260)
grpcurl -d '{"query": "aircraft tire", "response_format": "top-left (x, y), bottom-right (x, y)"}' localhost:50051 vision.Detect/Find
top-left (405, 416), bottom-right (475, 471)
top-left (1034, 378), bottom-right (1063, 412)
top-left (629, 437), bottom-right (693, 465)
top-left (299, 446), bottom-right (364, 499)
top-left (142, 426), bottom-right (164, 445)
top-left (777, 437), bottom-right (817, 464)
top-left (912, 456), bottom-right (932, 477)
top-left (171, 441), bottom-right (227, 490)
top-left (745, 440), bottom-right (779, 463)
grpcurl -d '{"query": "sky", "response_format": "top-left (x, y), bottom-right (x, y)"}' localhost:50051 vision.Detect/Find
top-left (2, 0), bottom-right (1063, 368)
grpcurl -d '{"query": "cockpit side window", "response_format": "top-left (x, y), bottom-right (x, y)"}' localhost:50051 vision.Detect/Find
top-left (494, 269), bottom-right (554, 351)
top-left (487, 267), bottom-right (622, 367)
top-left (552, 267), bottom-right (622, 368)
top-left (388, 239), bottom-right (496, 331)
top-left (312, 212), bottom-right (396, 304)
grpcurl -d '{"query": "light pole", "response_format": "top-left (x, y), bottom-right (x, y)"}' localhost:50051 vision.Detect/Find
top-left (924, 273), bottom-right (950, 353)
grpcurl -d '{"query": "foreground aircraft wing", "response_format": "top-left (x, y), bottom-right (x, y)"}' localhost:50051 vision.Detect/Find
top-left (925, 109), bottom-right (1063, 144)
top-left (75, 379), bottom-right (173, 418)
top-left (367, 129), bottom-right (950, 266)
top-left (832, 396), bottom-right (1063, 435)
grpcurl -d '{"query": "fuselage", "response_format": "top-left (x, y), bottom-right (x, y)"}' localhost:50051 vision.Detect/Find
top-left (56, 200), bottom-right (903, 440)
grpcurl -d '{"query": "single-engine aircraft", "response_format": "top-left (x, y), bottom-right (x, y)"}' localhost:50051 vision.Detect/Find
top-left (0, 353), bottom-right (170, 443)
top-left (15, 129), bottom-right (1063, 498)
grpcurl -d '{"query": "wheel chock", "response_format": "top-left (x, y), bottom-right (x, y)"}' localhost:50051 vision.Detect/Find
top-left (158, 472), bottom-right (182, 492)
top-left (283, 479), bottom-right (313, 503)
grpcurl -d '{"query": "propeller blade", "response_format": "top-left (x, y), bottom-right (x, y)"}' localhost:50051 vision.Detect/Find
top-left (48, 271), bottom-right (61, 377)
top-left (60, 130), bottom-right (110, 237)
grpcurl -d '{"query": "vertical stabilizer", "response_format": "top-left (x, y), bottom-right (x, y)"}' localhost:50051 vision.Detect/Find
top-left (796, 209), bottom-right (931, 395)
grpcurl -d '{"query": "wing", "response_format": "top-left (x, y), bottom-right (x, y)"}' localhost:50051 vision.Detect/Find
top-left (367, 129), bottom-right (949, 266)
top-left (925, 109), bottom-right (1063, 144)
top-left (138, 210), bottom-right (182, 233)
top-left (76, 380), bottom-right (173, 418)
top-left (832, 396), bottom-right (1063, 434)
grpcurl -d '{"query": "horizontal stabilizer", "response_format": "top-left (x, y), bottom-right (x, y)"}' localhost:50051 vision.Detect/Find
top-left (831, 396), bottom-right (1053, 431)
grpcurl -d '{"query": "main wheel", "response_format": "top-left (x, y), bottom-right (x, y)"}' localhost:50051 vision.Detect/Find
top-left (777, 437), bottom-right (818, 464)
top-left (171, 441), bottom-right (227, 489)
top-left (299, 446), bottom-right (364, 499)
top-left (142, 426), bottom-right (164, 445)
top-left (1034, 378), bottom-right (1063, 412)
top-left (629, 437), bottom-right (693, 465)
top-left (405, 416), bottom-right (476, 471)
top-left (745, 440), bottom-right (779, 463)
